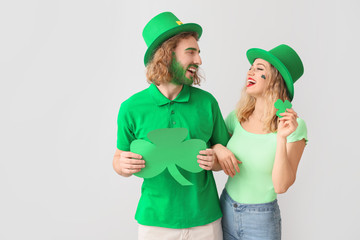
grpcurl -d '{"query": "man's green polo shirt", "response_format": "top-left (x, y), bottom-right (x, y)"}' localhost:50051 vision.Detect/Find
top-left (117, 83), bottom-right (229, 228)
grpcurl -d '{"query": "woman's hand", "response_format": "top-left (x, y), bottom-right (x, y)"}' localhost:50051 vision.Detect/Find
top-left (278, 108), bottom-right (298, 138)
top-left (212, 144), bottom-right (242, 177)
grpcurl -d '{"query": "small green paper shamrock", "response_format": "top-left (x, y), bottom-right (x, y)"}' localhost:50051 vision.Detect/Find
top-left (274, 99), bottom-right (292, 118)
top-left (130, 128), bottom-right (206, 186)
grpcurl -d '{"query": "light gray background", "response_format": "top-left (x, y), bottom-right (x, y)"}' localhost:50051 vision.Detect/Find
top-left (1, 0), bottom-right (359, 239)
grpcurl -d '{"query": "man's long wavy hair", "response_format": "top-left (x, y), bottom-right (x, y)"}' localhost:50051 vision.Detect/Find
top-left (146, 32), bottom-right (201, 85)
top-left (236, 64), bottom-right (290, 133)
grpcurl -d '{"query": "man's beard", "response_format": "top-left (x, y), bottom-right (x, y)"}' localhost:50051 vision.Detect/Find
top-left (170, 55), bottom-right (197, 86)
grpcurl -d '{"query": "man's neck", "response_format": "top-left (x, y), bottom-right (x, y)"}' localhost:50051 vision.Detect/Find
top-left (157, 82), bottom-right (184, 101)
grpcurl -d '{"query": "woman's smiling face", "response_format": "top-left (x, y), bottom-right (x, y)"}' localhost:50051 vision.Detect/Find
top-left (246, 58), bottom-right (271, 97)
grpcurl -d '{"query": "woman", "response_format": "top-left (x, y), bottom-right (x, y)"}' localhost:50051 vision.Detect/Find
top-left (213, 44), bottom-right (308, 240)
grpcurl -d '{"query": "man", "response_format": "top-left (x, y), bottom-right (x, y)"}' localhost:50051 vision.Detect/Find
top-left (113, 12), bottom-right (229, 240)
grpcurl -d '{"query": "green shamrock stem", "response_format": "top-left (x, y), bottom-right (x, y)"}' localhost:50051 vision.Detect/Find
top-left (168, 164), bottom-right (193, 186)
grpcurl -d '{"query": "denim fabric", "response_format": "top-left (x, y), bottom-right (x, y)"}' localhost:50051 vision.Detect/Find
top-left (220, 189), bottom-right (281, 240)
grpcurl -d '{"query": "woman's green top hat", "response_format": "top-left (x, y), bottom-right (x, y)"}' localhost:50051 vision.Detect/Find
top-left (142, 12), bottom-right (203, 66)
top-left (246, 44), bottom-right (304, 101)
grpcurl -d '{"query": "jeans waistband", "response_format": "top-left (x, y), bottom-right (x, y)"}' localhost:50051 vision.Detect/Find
top-left (222, 188), bottom-right (278, 211)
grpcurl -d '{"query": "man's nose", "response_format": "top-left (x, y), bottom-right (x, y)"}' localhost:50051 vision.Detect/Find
top-left (194, 54), bottom-right (202, 65)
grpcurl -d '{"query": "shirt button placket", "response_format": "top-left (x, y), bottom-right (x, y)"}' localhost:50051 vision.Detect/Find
top-left (170, 102), bottom-right (176, 127)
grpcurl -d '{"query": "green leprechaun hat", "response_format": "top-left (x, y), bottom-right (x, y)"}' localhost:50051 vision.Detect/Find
top-left (142, 12), bottom-right (202, 66)
top-left (246, 44), bottom-right (304, 101)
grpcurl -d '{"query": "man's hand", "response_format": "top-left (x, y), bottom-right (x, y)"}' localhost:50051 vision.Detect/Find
top-left (113, 149), bottom-right (145, 177)
top-left (197, 149), bottom-right (215, 170)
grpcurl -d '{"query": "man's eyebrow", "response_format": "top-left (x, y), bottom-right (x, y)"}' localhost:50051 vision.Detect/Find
top-left (185, 47), bottom-right (200, 53)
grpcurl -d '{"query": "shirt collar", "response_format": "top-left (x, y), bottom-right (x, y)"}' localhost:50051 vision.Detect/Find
top-left (149, 83), bottom-right (190, 106)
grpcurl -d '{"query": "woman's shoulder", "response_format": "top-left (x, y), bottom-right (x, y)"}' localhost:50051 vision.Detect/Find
top-left (287, 117), bottom-right (308, 144)
top-left (225, 110), bottom-right (239, 133)
top-left (296, 118), bottom-right (307, 130)
top-left (226, 110), bottom-right (237, 121)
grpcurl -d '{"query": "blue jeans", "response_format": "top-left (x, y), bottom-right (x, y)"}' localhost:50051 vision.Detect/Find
top-left (220, 189), bottom-right (281, 240)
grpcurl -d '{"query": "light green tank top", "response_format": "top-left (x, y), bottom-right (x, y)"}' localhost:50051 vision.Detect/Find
top-left (225, 110), bottom-right (308, 204)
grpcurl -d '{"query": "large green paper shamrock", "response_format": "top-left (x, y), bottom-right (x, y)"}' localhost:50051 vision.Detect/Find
top-left (130, 128), bottom-right (206, 186)
top-left (274, 99), bottom-right (293, 118)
